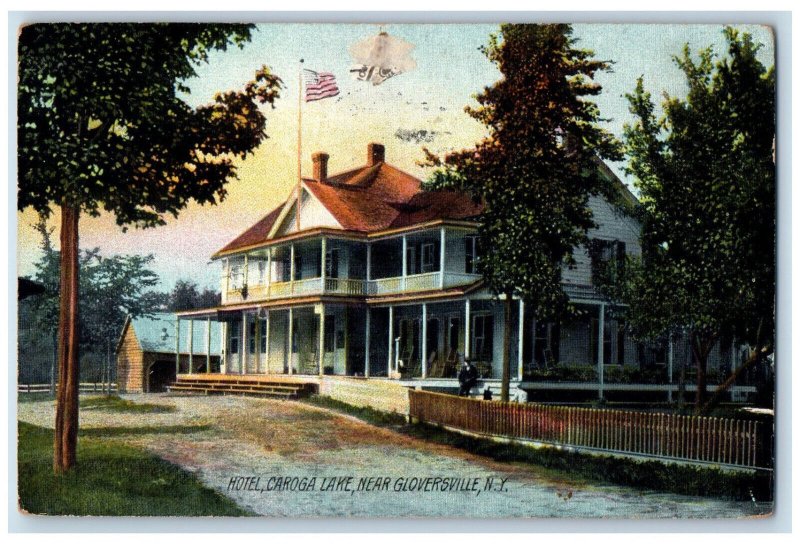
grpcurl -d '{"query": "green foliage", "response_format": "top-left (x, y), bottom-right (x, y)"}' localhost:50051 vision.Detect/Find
top-left (424, 24), bottom-right (621, 320)
top-left (22, 216), bottom-right (161, 350)
top-left (303, 395), bottom-right (408, 427)
top-left (164, 279), bottom-right (221, 311)
top-left (17, 422), bottom-right (249, 515)
top-left (80, 394), bottom-right (176, 413)
top-left (606, 28), bottom-right (775, 403)
top-left (18, 23), bottom-right (282, 226)
top-left (603, 365), bottom-right (669, 385)
top-left (525, 364), bottom-right (598, 382)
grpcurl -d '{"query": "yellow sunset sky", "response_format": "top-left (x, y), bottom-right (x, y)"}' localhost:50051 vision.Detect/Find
top-left (16, 23), bottom-right (774, 291)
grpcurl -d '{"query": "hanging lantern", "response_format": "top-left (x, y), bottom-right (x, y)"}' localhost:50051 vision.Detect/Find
top-left (349, 30), bottom-right (416, 86)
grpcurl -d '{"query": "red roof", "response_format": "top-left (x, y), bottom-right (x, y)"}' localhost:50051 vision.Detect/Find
top-left (215, 203), bottom-right (285, 255)
top-left (215, 158), bottom-right (483, 256)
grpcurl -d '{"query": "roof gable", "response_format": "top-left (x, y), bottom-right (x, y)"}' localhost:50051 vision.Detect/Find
top-left (270, 185), bottom-right (342, 238)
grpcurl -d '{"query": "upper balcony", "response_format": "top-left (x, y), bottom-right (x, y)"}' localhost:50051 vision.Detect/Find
top-left (220, 226), bottom-right (483, 304)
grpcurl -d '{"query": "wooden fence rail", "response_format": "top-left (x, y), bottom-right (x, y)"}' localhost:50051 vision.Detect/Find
top-left (18, 383), bottom-right (118, 393)
top-left (408, 389), bottom-right (769, 469)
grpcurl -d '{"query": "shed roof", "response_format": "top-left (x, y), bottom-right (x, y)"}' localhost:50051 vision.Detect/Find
top-left (119, 312), bottom-right (222, 355)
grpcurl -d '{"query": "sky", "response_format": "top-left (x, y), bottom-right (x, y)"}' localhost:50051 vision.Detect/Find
top-left (15, 23), bottom-right (775, 292)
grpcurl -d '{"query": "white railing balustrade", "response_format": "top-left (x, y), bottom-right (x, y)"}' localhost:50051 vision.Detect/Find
top-left (325, 278), bottom-right (368, 295)
top-left (443, 272), bottom-right (483, 288)
top-left (294, 277), bottom-right (323, 295)
top-left (225, 270), bottom-right (482, 302)
top-left (368, 277), bottom-right (403, 295)
top-left (269, 281), bottom-right (293, 297)
top-left (404, 272), bottom-right (440, 292)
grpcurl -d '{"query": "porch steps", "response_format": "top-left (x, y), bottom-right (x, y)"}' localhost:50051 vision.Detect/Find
top-left (167, 375), bottom-right (316, 400)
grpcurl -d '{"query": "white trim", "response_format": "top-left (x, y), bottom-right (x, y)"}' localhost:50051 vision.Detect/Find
top-left (267, 181), bottom-right (344, 239)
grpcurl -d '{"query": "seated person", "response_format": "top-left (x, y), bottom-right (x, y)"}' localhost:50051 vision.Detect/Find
top-left (457, 360), bottom-right (479, 396)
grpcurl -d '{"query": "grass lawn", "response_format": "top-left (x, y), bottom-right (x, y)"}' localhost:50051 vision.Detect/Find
top-left (17, 422), bottom-right (250, 516)
top-left (80, 394), bottom-right (176, 413)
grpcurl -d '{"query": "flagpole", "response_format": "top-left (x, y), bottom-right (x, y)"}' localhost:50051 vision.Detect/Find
top-left (296, 59), bottom-right (303, 232)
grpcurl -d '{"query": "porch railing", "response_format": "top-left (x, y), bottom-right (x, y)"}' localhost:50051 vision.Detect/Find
top-left (225, 271), bottom-right (481, 302)
top-left (325, 278), bottom-right (368, 295)
top-left (408, 389), bottom-right (769, 469)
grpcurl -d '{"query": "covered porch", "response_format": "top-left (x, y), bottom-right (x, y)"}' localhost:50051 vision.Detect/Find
top-left (176, 301), bottom-right (369, 378)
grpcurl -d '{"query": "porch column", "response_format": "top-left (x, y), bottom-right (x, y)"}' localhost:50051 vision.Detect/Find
top-left (221, 322), bottom-right (227, 373)
top-left (517, 300), bottom-right (524, 381)
top-left (421, 303), bottom-right (428, 378)
top-left (318, 305), bottom-right (326, 376)
top-left (224, 258), bottom-right (230, 295)
top-left (175, 316), bottom-right (181, 375)
top-left (464, 299), bottom-right (471, 359)
top-left (320, 237), bottom-right (327, 290)
top-left (265, 310), bottom-right (271, 374)
top-left (255, 311), bottom-right (262, 374)
top-left (241, 311), bottom-right (247, 375)
top-left (188, 318), bottom-right (194, 374)
top-left (290, 243), bottom-right (296, 294)
top-left (364, 307), bottom-right (371, 378)
top-left (288, 308), bottom-right (294, 375)
top-left (401, 235), bottom-right (408, 290)
top-left (439, 227), bottom-right (446, 289)
top-left (597, 303), bottom-right (606, 400)
top-left (667, 330), bottom-right (674, 403)
top-left (205, 317), bottom-right (211, 374)
top-left (366, 244), bottom-right (372, 281)
top-left (387, 306), bottom-right (394, 376)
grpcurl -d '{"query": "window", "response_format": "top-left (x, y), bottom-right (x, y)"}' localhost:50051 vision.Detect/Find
top-left (324, 318), bottom-right (335, 352)
top-left (405, 246), bottom-right (417, 275)
top-left (293, 252), bottom-right (303, 281)
top-left (465, 235), bottom-right (480, 274)
top-left (448, 317), bottom-right (461, 353)
top-left (291, 318), bottom-right (299, 353)
top-left (257, 260), bottom-right (267, 285)
top-left (534, 322), bottom-right (561, 366)
top-left (325, 248), bottom-right (340, 278)
top-left (590, 318), bottom-right (613, 365)
top-left (617, 322), bottom-right (626, 365)
top-left (230, 263), bottom-right (243, 289)
top-left (421, 243), bottom-right (436, 273)
top-left (248, 320), bottom-right (257, 354)
top-left (259, 319), bottom-right (267, 353)
top-left (472, 314), bottom-right (494, 360)
top-left (229, 321), bottom-right (240, 354)
top-left (589, 239), bottom-right (626, 284)
top-left (281, 254), bottom-right (292, 282)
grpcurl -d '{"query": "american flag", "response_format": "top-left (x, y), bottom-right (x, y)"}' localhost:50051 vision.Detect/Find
top-left (303, 69), bottom-right (339, 102)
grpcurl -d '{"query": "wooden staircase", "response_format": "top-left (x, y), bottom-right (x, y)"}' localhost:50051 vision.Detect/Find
top-left (167, 374), bottom-right (317, 400)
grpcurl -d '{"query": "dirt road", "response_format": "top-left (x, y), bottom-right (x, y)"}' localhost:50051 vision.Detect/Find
top-left (17, 394), bottom-right (770, 518)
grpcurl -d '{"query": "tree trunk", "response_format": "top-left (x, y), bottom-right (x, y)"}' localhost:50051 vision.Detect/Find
top-left (53, 203), bottom-right (80, 474)
top-left (501, 295), bottom-right (512, 402)
top-left (690, 331), bottom-right (714, 410)
top-left (700, 346), bottom-right (767, 415)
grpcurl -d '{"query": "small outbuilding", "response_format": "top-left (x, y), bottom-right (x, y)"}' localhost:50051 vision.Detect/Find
top-left (116, 312), bottom-right (222, 393)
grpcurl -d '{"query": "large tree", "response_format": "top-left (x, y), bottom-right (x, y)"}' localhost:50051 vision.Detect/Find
top-left (18, 23), bottom-right (282, 472)
top-left (617, 27), bottom-right (775, 409)
top-left (423, 24), bottom-right (621, 401)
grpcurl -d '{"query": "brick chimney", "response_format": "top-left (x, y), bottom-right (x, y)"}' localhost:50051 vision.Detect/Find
top-left (312, 152), bottom-right (329, 181)
top-left (367, 143), bottom-right (385, 166)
